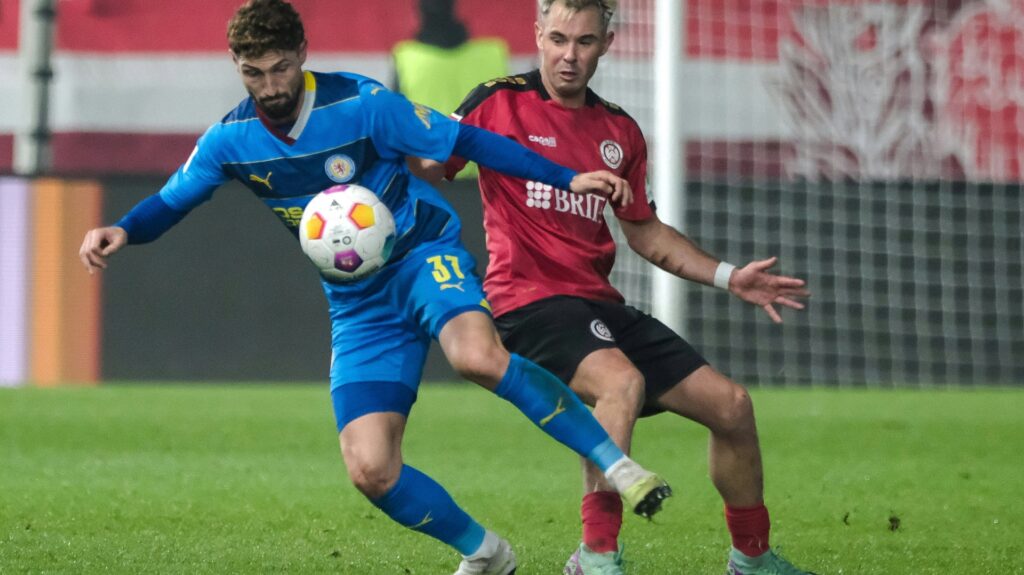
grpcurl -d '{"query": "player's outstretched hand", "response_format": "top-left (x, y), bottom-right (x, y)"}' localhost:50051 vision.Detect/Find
top-left (570, 170), bottom-right (633, 207)
top-left (79, 226), bottom-right (127, 275)
top-left (728, 256), bottom-right (810, 323)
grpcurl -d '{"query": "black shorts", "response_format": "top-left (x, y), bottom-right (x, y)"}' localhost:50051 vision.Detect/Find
top-left (494, 295), bottom-right (708, 416)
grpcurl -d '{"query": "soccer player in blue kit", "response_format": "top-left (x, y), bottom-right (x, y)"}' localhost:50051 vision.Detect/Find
top-left (78, 1), bottom-right (671, 573)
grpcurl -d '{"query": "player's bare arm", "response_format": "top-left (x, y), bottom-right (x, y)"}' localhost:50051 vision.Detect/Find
top-left (620, 214), bottom-right (809, 323)
top-left (79, 226), bottom-right (128, 274)
top-left (406, 157), bottom-right (446, 185)
top-left (619, 214), bottom-right (716, 281)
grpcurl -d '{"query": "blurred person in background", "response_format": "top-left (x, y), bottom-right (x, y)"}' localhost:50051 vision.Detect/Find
top-left (393, 0), bottom-right (508, 179)
top-left (416, 0), bottom-right (817, 573)
top-left (77, 1), bottom-right (675, 573)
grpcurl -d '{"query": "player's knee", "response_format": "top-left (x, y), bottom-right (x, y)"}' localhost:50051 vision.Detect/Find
top-left (612, 368), bottom-right (646, 414)
top-left (715, 385), bottom-right (755, 436)
top-left (345, 459), bottom-right (399, 499)
top-left (449, 340), bottom-right (508, 384)
top-left (341, 448), bottom-right (400, 499)
top-left (579, 366), bottom-right (645, 415)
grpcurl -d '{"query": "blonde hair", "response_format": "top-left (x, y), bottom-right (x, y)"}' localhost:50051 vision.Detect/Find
top-left (538, 0), bottom-right (616, 32)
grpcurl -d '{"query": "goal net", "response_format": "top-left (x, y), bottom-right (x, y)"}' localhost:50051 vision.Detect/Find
top-left (598, 0), bottom-right (1024, 386)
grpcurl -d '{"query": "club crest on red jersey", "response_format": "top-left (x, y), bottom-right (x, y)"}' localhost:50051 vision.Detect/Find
top-left (600, 139), bottom-right (623, 169)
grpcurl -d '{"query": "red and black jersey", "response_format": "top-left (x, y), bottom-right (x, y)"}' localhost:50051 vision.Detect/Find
top-left (446, 70), bottom-right (653, 318)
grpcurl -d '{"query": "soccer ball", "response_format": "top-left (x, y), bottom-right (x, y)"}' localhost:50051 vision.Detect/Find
top-left (299, 184), bottom-right (397, 282)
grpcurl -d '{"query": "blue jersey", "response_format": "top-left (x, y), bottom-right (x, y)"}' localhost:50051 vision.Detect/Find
top-left (158, 70), bottom-right (463, 274)
top-left (154, 70), bottom-right (493, 399)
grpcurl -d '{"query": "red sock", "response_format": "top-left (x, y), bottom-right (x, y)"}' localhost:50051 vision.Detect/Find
top-left (581, 491), bottom-right (622, 553)
top-left (724, 503), bottom-right (771, 558)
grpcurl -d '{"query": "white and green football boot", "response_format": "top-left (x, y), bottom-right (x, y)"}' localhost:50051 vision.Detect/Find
top-left (563, 543), bottom-right (625, 575)
top-left (726, 548), bottom-right (816, 575)
top-left (605, 458), bottom-right (673, 519)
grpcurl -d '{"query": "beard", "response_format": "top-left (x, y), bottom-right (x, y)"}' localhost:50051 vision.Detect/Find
top-left (255, 87), bottom-right (301, 121)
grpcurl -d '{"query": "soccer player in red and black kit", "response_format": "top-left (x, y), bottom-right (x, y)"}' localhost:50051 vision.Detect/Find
top-left (415, 1), bottom-right (819, 573)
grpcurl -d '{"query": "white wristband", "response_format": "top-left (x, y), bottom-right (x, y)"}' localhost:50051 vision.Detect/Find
top-left (713, 261), bottom-right (736, 290)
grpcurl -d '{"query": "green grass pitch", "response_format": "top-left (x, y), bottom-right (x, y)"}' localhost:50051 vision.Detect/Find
top-left (1, 384), bottom-right (1021, 573)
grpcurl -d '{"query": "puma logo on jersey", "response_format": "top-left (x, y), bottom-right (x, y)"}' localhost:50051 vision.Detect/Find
top-left (539, 397), bottom-right (567, 427)
top-left (413, 103), bottom-right (433, 129)
top-left (440, 281), bottom-right (465, 292)
top-left (249, 171), bottom-right (273, 190)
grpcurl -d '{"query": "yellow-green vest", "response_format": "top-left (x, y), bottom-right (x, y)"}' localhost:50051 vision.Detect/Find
top-left (393, 38), bottom-right (509, 179)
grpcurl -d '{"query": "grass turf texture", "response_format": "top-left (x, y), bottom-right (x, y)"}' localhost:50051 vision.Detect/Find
top-left (1, 384), bottom-right (1021, 574)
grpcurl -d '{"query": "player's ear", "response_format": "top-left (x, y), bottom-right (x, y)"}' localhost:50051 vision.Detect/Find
top-left (535, 20), bottom-right (544, 49)
top-left (297, 41), bottom-right (308, 66)
top-left (229, 50), bottom-right (240, 66)
top-left (601, 30), bottom-right (615, 56)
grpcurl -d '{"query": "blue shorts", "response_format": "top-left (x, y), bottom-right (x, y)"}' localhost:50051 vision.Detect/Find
top-left (323, 238), bottom-right (491, 430)
top-left (330, 381), bottom-right (417, 431)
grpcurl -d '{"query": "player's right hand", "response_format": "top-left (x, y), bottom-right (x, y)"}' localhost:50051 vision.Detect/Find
top-left (570, 170), bottom-right (633, 207)
top-left (79, 226), bottom-right (127, 274)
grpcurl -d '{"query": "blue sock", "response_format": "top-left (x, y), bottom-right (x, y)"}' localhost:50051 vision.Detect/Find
top-left (370, 464), bottom-right (486, 555)
top-left (495, 354), bottom-right (625, 472)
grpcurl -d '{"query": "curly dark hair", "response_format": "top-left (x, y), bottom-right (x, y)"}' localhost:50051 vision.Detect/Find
top-left (227, 0), bottom-right (306, 59)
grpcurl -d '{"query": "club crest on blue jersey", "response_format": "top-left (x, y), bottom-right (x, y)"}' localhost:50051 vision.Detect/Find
top-left (325, 154), bottom-right (356, 183)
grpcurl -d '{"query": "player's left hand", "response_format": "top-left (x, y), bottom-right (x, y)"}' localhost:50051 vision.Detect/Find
top-left (570, 170), bottom-right (633, 207)
top-left (727, 256), bottom-right (810, 323)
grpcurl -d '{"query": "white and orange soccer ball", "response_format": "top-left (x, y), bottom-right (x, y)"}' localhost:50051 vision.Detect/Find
top-left (299, 184), bottom-right (396, 282)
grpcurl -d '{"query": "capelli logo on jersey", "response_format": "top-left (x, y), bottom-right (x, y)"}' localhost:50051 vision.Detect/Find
top-left (528, 134), bottom-right (558, 148)
top-left (524, 181), bottom-right (607, 223)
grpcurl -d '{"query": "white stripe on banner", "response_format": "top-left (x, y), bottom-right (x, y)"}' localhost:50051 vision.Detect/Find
top-left (592, 58), bottom-right (789, 141)
top-left (0, 53), bottom-right (18, 133)
top-left (0, 53), bottom-right (538, 134)
top-left (0, 177), bottom-right (29, 386)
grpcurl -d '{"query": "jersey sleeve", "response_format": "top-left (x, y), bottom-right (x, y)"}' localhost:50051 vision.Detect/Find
top-left (613, 126), bottom-right (655, 222)
top-left (444, 118), bottom-right (472, 178)
top-left (444, 80), bottom-right (499, 179)
top-left (361, 83), bottom-right (460, 162)
top-left (451, 78), bottom-right (498, 123)
top-left (157, 124), bottom-right (228, 212)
